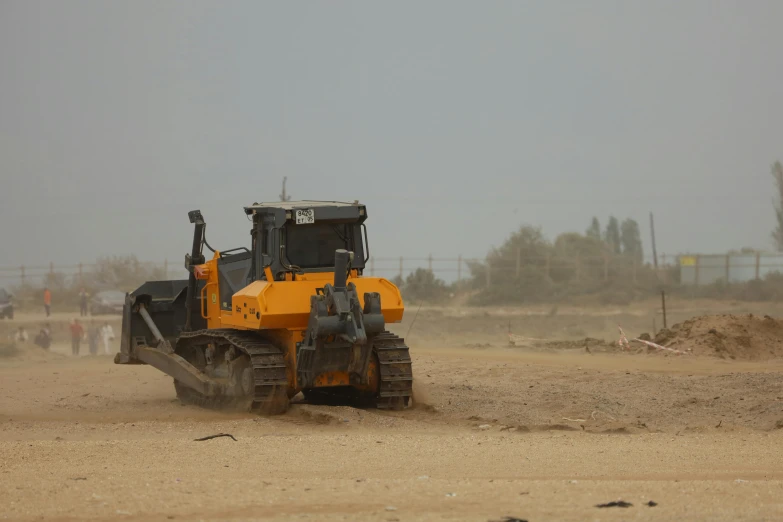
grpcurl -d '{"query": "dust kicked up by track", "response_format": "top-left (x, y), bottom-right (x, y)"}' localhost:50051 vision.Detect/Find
top-left (1, 307), bottom-right (783, 521)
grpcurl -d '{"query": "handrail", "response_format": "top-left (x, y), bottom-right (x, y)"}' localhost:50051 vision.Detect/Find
top-left (200, 282), bottom-right (217, 319)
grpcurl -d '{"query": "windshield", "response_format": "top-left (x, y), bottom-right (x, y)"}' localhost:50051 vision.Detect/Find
top-left (285, 223), bottom-right (351, 269)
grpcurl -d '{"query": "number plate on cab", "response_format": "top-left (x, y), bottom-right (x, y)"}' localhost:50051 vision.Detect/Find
top-left (295, 209), bottom-right (315, 224)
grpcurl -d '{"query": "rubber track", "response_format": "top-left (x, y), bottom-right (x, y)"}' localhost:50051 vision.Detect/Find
top-left (372, 331), bottom-right (413, 410)
top-left (176, 329), bottom-right (289, 414)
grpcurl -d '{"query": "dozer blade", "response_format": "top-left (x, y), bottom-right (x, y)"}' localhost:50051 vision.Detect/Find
top-left (134, 346), bottom-right (221, 397)
top-left (115, 279), bottom-right (205, 364)
top-left (115, 282), bottom-right (223, 398)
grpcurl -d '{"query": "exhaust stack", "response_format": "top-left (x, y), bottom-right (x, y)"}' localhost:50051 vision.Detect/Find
top-left (333, 249), bottom-right (350, 289)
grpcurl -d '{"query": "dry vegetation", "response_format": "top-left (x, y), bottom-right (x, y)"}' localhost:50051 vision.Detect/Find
top-left (395, 223), bottom-right (783, 307)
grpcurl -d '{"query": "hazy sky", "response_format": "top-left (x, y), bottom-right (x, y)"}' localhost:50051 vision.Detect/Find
top-left (1, 1), bottom-right (781, 274)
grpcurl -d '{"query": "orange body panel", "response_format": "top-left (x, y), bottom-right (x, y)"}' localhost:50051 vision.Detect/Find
top-left (193, 252), bottom-right (403, 393)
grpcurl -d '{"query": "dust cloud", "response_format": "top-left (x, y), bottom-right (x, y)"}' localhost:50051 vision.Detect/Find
top-left (4, 2), bottom-right (783, 520)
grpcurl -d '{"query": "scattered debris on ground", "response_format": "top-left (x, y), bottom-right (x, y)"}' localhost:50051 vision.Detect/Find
top-left (511, 336), bottom-right (619, 353)
top-left (595, 500), bottom-right (633, 508)
top-left (194, 433), bottom-right (237, 442)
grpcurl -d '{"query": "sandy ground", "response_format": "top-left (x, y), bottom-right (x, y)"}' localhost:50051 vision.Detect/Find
top-left (1, 346), bottom-right (782, 520)
top-left (2, 304), bottom-right (783, 521)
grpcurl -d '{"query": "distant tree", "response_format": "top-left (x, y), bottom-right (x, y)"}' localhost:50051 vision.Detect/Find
top-left (390, 275), bottom-right (405, 288)
top-left (772, 161), bottom-right (783, 251)
top-left (586, 217), bottom-right (601, 240)
top-left (620, 218), bottom-right (643, 263)
top-left (554, 232), bottom-right (606, 258)
top-left (401, 268), bottom-right (448, 302)
top-left (552, 232), bottom-right (607, 281)
top-left (604, 216), bottom-right (621, 255)
top-left (466, 225), bottom-right (552, 289)
top-left (88, 255), bottom-right (166, 291)
top-left (465, 221), bottom-right (662, 306)
top-left (488, 225), bottom-right (552, 275)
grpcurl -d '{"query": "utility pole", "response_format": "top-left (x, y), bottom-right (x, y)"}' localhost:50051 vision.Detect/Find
top-left (649, 211), bottom-right (658, 270)
top-left (650, 212), bottom-right (666, 331)
top-left (279, 177), bottom-right (292, 202)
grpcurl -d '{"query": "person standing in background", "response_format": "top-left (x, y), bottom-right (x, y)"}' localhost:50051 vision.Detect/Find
top-left (43, 287), bottom-right (52, 317)
top-left (101, 322), bottom-right (115, 355)
top-left (88, 324), bottom-right (100, 355)
top-left (12, 326), bottom-right (28, 343)
top-left (70, 318), bottom-right (84, 356)
top-left (33, 327), bottom-right (52, 350)
top-left (34, 325), bottom-right (52, 350)
top-left (78, 288), bottom-right (89, 317)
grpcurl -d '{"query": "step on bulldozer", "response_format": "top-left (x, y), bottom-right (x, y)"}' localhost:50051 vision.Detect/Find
top-left (115, 201), bottom-right (412, 414)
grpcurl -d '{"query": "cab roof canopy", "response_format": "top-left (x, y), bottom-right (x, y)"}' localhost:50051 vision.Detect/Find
top-left (244, 200), bottom-right (363, 215)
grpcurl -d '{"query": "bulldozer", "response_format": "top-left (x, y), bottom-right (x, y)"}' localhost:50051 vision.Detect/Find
top-left (114, 201), bottom-right (412, 414)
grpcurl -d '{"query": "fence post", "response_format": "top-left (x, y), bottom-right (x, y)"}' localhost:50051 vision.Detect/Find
top-left (486, 261), bottom-right (491, 288)
top-left (515, 247), bottom-right (521, 278)
top-left (428, 254), bottom-right (432, 272)
top-left (398, 256), bottom-right (403, 280)
top-left (457, 255), bottom-right (462, 286)
top-left (756, 252), bottom-right (761, 280)
top-left (661, 290), bottom-right (667, 329)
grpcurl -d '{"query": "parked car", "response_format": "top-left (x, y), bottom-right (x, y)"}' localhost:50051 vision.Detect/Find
top-left (90, 290), bottom-right (126, 315)
top-left (0, 288), bottom-right (13, 319)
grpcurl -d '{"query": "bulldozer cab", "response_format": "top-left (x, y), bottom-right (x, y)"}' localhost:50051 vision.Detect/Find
top-left (244, 200), bottom-right (368, 281)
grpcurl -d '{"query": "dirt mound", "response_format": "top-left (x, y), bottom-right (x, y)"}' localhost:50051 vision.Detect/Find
top-left (654, 314), bottom-right (783, 360)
